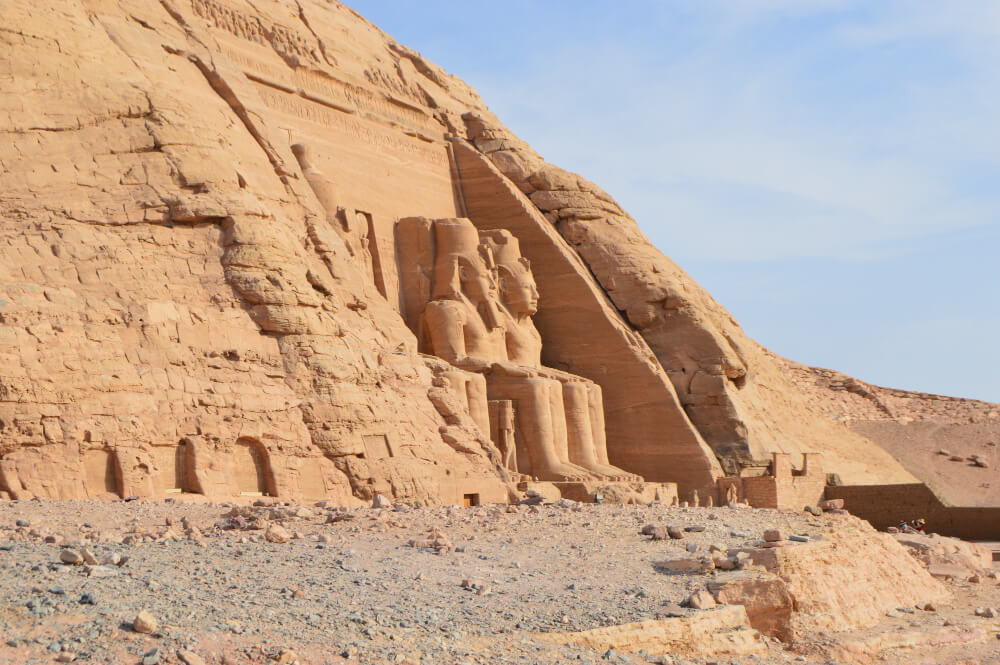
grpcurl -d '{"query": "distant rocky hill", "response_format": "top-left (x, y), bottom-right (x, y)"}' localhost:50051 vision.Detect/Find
top-left (779, 357), bottom-right (1000, 506)
top-left (1, 0), bottom-right (992, 505)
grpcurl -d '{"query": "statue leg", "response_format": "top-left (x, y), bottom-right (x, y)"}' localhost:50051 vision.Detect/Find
top-left (487, 376), bottom-right (593, 482)
top-left (584, 382), bottom-right (642, 481)
top-left (444, 370), bottom-right (491, 436)
top-left (562, 381), bottom-right (614, 478)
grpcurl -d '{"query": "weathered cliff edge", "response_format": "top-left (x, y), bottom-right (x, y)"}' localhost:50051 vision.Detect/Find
top-left (4, 0), bottom-right (983, 505)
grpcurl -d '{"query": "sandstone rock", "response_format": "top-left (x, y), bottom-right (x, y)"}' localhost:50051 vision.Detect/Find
top-left (818, 499), bottom-right (844, 511)
top-left (178, 652), bottom-right (206, 665)
top-left (713, 556), bottom-right (737, 571)
top-left (264, 524), bottom-right (291, 544)
top-left (686, 589), bottom-right (717, 610)
top-left (371, 494), bottom-right (393, 509)
top-left (0, 0), bottom-right (975, 513)
top-left (709, 573), bottom-right (795, 642)
top-left (59, 549), bottom-right (83, 565)
top-left (133, 610), bottom-right (158, 634)
top-left (654, 557), bottom-right (715, 574)
top-left (763, 530), bottom-right (785, 542)
top-left (648, 527), bottom-right (669, 541)
top-left (667, 526), bottom-right (685, 540)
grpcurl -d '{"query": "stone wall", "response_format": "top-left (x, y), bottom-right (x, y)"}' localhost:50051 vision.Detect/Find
top-left (826, 483), bottom-right (1000, 540)
top-left (717, 453), bottom-right (825, 510)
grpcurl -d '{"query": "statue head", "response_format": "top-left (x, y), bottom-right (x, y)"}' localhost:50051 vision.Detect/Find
top-left (431, 218), bottom-right (498, 305)
top-left (480, 230), bottom-right (538, 316)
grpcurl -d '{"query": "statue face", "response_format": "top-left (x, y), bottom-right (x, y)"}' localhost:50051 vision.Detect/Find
top-left (459, 260), bottom-right (498, 303)
top-left (501, 265), bottom-right (539, 315)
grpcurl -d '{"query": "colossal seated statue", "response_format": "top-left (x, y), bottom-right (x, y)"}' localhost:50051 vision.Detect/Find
top-left (481, 229), bottom-right (638, 482)
top-left (396, 216), bottom-right (641, 483)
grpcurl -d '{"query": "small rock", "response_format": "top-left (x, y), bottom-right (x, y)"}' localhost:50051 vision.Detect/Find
top-left (79, 593), bottom-right (97, 605)
top-left (143, 648), bottom-right (161, 665)
top-left (55, 653), bottom-right (76, 663)
top-left (789, 534), bottom-right (809, 543)
top-left (686, 589), bottom-right (717, 610)
top-left (274, 648), bottom-right (298, 664)
top-left (15, 519), bottom-right (29, 527)
top-left (80, 548), bottom-right (98, 565)
top-left (804, 505), bottom-right (822, 516)
top-left (647, 526), bottom-right (669, 541)
top-left (99, 552), bottom-right (122, 566)
top-left (666, 526), bottom-right (684, 540)
top-left (713, 556), bottom-right (736, 571)
top-left (133, 610), bottom-right (158, 634)
top-left (762, 529), bottom-right (785, 542)
top-left (818, 499), bottom-right (844, 511)
top-left (683, 525), bottom-right (706, 533)
top-left (265, 524), bottom-right (291, 544)
top-left (59, 549), bottom-right (83, 565)
top-left (371, 494), bottom-right (393, 509)
top-left (654, 557), bottom-right (714, 574)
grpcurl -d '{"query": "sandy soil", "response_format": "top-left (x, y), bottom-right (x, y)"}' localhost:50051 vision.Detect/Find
top-left (1, 497), bottom-right (999, 665)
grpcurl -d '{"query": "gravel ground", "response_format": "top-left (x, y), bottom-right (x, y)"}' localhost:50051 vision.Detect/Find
top-left (0, 498), bottom-right (997, 665)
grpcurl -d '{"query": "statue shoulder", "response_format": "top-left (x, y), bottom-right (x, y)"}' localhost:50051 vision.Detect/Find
top-left (424, 299), bottom-right (467, 322)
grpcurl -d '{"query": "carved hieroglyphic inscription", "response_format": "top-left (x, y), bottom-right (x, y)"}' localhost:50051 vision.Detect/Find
top-left (254, 86), bottom-right (448, 166)
top-left (191, 0), bottom-right (322, 66)
top-left (219, 45), bottom-right (440, 135)
top-left (192, 0), bottom-right (438, 133)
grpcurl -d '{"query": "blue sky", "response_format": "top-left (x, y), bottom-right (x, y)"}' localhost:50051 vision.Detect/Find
top-left (348, 1), bottom-right (1000, 402)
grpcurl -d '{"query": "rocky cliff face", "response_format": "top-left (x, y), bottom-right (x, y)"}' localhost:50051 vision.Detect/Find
top-left (3, 0), bottom-right (982, 505)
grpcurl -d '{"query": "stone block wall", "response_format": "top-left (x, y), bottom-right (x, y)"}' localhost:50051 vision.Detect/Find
top-left (826, 483), bottom-right (1000, 540)
top-left (722, 453), bottom-right (826, 510)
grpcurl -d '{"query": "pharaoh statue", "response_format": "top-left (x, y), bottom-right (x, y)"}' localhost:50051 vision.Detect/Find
top-left (397, 216), bottom-right (640, 483)
top-left (481, 229), bottom-right (638, 482)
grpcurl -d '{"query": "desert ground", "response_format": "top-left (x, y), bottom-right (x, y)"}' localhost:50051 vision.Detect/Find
top-left (1, 497), bottom-right (999, 665)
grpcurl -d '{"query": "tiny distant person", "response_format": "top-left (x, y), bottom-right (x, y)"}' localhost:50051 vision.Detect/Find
top-left (898, 520), bottom-right (913, 533)
top-left (914, 518), bottom-right (926, 533)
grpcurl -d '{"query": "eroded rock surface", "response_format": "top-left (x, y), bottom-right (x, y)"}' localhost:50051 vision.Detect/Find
top-left (2, 0), bottom-right (990, 506)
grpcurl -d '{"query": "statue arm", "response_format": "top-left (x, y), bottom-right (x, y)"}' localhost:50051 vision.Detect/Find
top-left (535, 366), bottom-right (587, 382)
top-left (490, 360), bottom-right (536, 378)
top-left (424, 302), bottom-right (491, 372)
